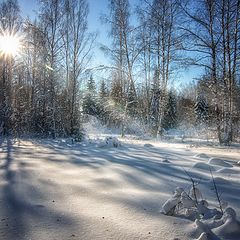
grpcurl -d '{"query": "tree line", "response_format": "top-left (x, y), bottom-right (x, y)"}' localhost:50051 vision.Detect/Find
top-left (97, 0), bottom-right (240, 145)
top-left (0, 0), bottom-right (239, 145)
top-left (0, 0), bottom-right (94, 140)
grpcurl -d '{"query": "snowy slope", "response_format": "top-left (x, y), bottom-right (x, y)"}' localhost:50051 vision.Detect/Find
top-left (0, 137), bottom-right (239, 240)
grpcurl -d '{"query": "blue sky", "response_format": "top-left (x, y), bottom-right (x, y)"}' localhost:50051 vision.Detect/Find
top-left (19, 0), bottom-right (110, 68)
top-left (88, 0), bottom-right (110, 67)
top-left (19, 0), bottom-right (38, 18)
top-left (17, 0), bottom-right (200, 86)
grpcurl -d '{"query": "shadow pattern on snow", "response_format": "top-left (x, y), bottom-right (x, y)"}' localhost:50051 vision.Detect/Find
top-left (1, 138), bottom-right (239, 240)
top-left (0, 138), bottom-right (79, 240)
top-left (31, 139), bottom-right (240, 216)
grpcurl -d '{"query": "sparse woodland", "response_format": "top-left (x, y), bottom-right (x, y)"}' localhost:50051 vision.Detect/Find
top-left (0, 0), bottom-right (239, 145)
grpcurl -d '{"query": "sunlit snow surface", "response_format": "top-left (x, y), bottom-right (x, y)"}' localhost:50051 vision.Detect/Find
top-left (0, 135), bottom-right (239, 240)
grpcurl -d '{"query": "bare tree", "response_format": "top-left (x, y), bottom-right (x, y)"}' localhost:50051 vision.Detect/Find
top-left (62, 0), bottom-right (95, 136)
top-left (103, 0), bottom-right (139, 136)
top-left (137, 0), bottom-right (183, 136)
top-left (181, 0), bottom-right (240, 144)
top-left (38, 0), bottom-right (65, 138)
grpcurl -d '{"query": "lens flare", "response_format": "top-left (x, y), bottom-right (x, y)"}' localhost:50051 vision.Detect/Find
top-left (0, 33), bottom-right (21, 57)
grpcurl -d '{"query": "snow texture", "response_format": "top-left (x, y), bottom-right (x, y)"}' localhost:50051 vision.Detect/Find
top-left (208, 157), bottom-right (233, 168)
top-left (194, 153), bottom-right (209, 159)
top-left (192, 162), bottom-right (216, 171)
top-left (0, 135), bottom-right (239, 240)
top-left (217, 168), bottom-right (239, 174)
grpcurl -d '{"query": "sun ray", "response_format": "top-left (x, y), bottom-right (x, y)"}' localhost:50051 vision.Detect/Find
top-left (0, 31), bottom-right (21, 58)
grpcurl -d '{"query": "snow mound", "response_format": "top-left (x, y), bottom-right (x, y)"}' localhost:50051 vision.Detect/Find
top-left (213, 208), bottom-right (240, 239)
top-left (162, 188), bottom-right (240, 240)
top-left (97, 137), bottom-right (121, 148)
top-left (217, 168), bottom-right (239, 174)
top-left (144, 143), bottom-right (153, 148)
top-left (194, 219), bottom-right (212, 239)
top-left (194, 153), bottom-right (209, 159)
top-left (208, 157), bottom-right (233, 168)
top-left (192, 162), bottom-right (216, 171)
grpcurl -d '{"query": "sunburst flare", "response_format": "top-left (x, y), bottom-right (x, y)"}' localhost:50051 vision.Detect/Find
top-left (0, 32), bottom-right (21, 57)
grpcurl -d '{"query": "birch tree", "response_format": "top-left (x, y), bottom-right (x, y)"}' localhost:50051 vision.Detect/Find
top-left (137, 0), bottom-right (183, 135)
top-left (182, 0), bottom-right (240, 144)
top-left (103, 0), bottom-right (138, 136)
top-left (38, 0), bottom-right (64, 138)
top-left (62, 0), bottom-right (95, 136)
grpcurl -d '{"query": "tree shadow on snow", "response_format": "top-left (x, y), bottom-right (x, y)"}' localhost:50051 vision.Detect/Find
top-left (35, 140), bottom-right (240, 217)
top-left (2, 138), bottom-right (239, 240)
top-left (30, 141), bottom-right (206, 214)
top-left (0, 138), bottom-right (79, 240)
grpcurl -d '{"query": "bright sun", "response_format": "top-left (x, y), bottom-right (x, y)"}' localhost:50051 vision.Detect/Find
top-left (0, 33), bottom-right (21, 57)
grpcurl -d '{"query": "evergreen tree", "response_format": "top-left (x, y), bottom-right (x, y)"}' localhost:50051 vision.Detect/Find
top-left (194, 94), bottom-right (208, 125)
top-left (126, 81), bottom-right (137, 117)
top-left (87, 74), bottom-right (96, 93)
top-left (110, 72), bottom-right (124, 104)
top-left (82, 75), bottom-right (99, 116)
top-left (98, 79), bottom-right (109, 124)
top-left (99, 79), bottom-right (108, 99)
top-left (161, 91), bottom-right (177, 130)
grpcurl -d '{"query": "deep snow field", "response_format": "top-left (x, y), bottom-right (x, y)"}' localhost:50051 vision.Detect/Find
top-left (0, 134), bottom-right (239, 240)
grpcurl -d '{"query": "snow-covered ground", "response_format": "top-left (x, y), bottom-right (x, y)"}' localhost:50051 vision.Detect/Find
top-left (0, 135), bottom-right (239, 240)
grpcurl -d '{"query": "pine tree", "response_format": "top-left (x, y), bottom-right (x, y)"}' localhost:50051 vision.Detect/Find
top-left (99, 80), bottom-right (108, 99)
top-left (161, 91), bottom-right (177, 131)
top-left (98, 79), bottom-right (109, 124)
top-left (194, 94), bottom-right (208, 125)
top-left (110, 72), bottom-right (124, 104)
top-left (126, 80), bottom-right (137, 116)
top-left (82, 75), bottom-right (99, 116)
top-left (87, 74), bottom-right (96, 93)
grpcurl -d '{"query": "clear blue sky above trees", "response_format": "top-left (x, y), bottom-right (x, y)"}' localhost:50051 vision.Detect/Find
top-left (18, 0), bottom-right (201, 87)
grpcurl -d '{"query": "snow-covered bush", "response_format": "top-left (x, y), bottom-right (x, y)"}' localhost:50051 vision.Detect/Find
top-left (161, 187), bottom-right (240, 239)
top-left (162, 186), bottom-right (206, 219)
top-left (87, 136), bottom-right (122, 148)
top-left (213, 207), bottom-right (240, 238)
top-left (105, 136), bottom-right (121, 148)
top-left (161, 187), bottom-right (184, 215)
